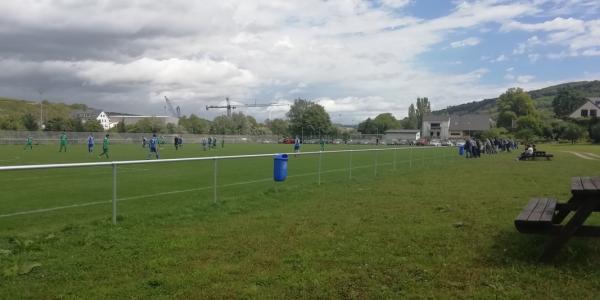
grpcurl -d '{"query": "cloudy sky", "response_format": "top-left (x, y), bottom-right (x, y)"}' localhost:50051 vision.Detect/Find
top-left (1, 0), bottom-right (599, 124)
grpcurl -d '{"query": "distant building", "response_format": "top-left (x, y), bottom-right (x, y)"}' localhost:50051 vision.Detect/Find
top-left (422, 114), bottom-right (493, 139)
top-left (70, 109), bottom-right (101, 123)
top-left (422, 115), bottom-right (451, 139)
top-left (108, 114), bottom-right (179, 127)
top-left (448, 114), bottom-right (494, 138)
top-left (568, 97), bottom-right (600, 118)
top-left (96, 111), bottom-right (117, 130)
top-left (384, 129), bottom-right (420, 143)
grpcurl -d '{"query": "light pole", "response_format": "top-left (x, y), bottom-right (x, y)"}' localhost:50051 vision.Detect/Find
top-left (38, 90), bottom-right (44, 130)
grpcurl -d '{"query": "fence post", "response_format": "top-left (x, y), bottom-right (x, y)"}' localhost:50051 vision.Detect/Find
top-left (393, 147), bottom-right (397, 171)
top-left (409, 146), bottom-right (413, 168)
top-left (318, 151), bottom-right (322, 185)
top-left (112, 163), bottom-right (117, 225)
top-left (213, 158), bottom-right (218, 204)
top-left (374, 149), bottom-right (378, 177)
top-left (348, 151), bottom-right (352, 180)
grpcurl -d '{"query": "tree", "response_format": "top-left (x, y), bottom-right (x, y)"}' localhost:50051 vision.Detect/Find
top-left (590, 123), bottom-right (600, 143)
top-left (83, 120), bottom-right (104, 132)
top-left (266, 118), bottom-right (289, 136)
top-left (130, 118), bottom-right (165, 133)
top-left (480, 127), bottom-right (508, 140)
top-left (70, 118), bottom-right (85, 132)
top-left (44, 117), bottom-right (71, 131)
top-left (497, 88), bottom-right (537, 128)
top-left (561, 122), bottom-right (585, 144)
top-left (515, 128), bottom-right (536, 143)
top-left (357, 118), bottom-right (377, 134)
top-left (166, 123), bottom-right (177, 134)
top-left (415, 97), bottom-right (430, 129)
top-left (286, 99), bottom-right (332, 138)
top-left (373, 113), bottom-right (401, 133)
top-left (404, 104), bottom-right (418, 129)
top-left (22, 113), bottom-right (39, 131)
top-left (516, 115), bottom-right (541, 134)
top-left (116, 119), bottom-right (127, 133)
top-left (179, 114), bottom-right (209, 134)
top-left (210, 115), bottom-right (235, 134)
top-left (552, 88), bottom-right (587, 118)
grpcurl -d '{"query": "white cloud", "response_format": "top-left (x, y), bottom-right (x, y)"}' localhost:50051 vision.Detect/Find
top-left (0, 0), bottom-right (595, 122)
top-left (380, 0), bottom-right (412, 8)
top-left (450, 37), bottom-right (481, 48)
top-left (502, 17), bottom-right (585, 33)
top-left (528, 53), bottom-right (540, 63)
top-left (517, 75), bottom-right (535, 83)
top-left (503, 17), bottom-right (600, 58)
top-left (493, 54), bottom-right (509, 62)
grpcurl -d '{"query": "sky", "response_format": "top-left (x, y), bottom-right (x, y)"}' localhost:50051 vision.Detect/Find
top-left (0, 0), bottom-right (599, 124)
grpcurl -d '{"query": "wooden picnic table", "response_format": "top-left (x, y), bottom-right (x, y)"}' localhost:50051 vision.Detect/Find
top-left (515, 176), bottom-right (600, 262)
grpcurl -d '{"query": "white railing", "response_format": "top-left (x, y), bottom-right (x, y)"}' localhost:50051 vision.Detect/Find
top-left (0, 146), bottom-right (454, 224)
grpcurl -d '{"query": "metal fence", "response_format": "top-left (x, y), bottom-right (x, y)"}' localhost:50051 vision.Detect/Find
top-left (0, 146), bottom-right (455, 225)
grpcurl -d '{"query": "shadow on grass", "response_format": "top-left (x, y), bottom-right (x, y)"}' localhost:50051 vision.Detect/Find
top-left (481, 229), bottom-right (600, 267)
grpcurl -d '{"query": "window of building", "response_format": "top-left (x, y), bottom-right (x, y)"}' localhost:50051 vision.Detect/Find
top-left (581, 109), bottom-right (588, 117)
top-left (591, 109), bottom-right (597, 117)
top-left (430, 131), bottom-right (433, 137)
top-left (436, 132), bottom-right (440, 137)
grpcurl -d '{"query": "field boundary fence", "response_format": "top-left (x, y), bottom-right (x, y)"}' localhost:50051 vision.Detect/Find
top-left (0, 146), bottom-right (458, 224)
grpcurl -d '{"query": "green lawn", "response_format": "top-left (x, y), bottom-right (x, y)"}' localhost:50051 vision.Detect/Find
top-left (0, 143), bottom-right (599, 298)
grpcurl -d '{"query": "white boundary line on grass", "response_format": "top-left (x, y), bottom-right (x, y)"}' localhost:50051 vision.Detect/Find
top-left (0, 158), bottom-right (435, 219)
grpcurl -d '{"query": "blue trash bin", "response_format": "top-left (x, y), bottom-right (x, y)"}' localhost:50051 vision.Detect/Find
top-left (459, 145), bottom-right (465, 156)
top-left (273, 153), bottom-right (288, 181)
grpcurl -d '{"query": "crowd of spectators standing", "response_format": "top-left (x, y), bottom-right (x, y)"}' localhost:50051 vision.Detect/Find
top-left (464, 138), bottom-right (517, 158)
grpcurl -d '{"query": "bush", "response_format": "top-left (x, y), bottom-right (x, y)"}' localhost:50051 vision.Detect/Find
top-left (591, 123), bottom-right (600, 143)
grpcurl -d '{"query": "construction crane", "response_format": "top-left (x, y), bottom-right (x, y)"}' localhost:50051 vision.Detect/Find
top-left (206, 97), bottom-right (287, 117)
top-left (164, 96), bottom-right (181, 118)
top-left (206, 97), bottom-right (237, 117)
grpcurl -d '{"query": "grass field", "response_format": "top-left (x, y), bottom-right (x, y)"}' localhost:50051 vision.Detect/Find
top-left (1, 142), bottom-right (599, 298)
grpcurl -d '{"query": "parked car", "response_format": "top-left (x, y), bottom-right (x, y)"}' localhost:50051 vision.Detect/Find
top-left (430, 139), bottom-right (442, 146)
top-left (416, 138), bottom-right (428, 146)
top-left (441, 140), bottom-right (453, 146)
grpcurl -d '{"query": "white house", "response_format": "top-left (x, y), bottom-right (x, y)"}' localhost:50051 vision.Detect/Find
top-left (96, 111), bottom-right (118, 130)
top-left (568, 97), bottom-right (600, 118)
top-left (422, 114), bottom-right (493, 139)
top-left (422, 115), bottom-right (451, 140)
top-left (384, 129), bottom-right (420, 143)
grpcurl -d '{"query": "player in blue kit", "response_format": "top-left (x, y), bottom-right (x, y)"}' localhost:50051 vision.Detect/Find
top-left (147, 134), bottom-right (160, 159)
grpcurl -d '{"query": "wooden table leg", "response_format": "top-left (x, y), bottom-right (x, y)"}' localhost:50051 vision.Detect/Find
top-left (540, 200), bottom-right (595, 263)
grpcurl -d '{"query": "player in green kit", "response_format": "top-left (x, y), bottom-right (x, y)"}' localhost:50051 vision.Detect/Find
top-left (98, 134), bottom-right (110, 158)
top-left (59, 131), bottom-right (68, 152)
top-left (24, 136), bottom-right (33, 150)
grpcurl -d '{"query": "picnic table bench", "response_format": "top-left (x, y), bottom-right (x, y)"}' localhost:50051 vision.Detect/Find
top-left (515, 177), bottom-right (600, 262)
top-left (519, 150), bottom-right (554, 160)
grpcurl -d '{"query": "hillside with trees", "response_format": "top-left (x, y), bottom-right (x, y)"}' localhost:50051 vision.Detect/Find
top-left (434, 80), bottom-right (600, 116)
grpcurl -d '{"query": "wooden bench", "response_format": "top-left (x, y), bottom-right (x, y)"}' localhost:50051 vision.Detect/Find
top-left (515, 177), bottom-right (600, 262)
top-left (519, 151), bottom-right (554, 161)
top-left (515, 198), bottom-right (557, 234)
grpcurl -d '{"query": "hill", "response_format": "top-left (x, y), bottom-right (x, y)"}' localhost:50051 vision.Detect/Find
top-left (0, 97), bottom-right (92, 129)
top-left (434, 80), bottom-right (600, 117)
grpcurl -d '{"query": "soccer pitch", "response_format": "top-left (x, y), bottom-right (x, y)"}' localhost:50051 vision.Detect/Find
top-left (0, 143), bottom-right (447, 235)
top-left (1, 143), bottom-right (599, 298)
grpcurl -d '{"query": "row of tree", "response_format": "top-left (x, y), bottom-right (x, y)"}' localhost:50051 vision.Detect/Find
top-left (357, 97), bottom-right (430, 134)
